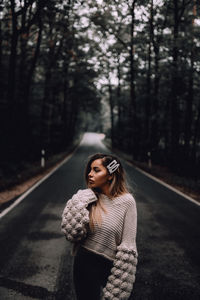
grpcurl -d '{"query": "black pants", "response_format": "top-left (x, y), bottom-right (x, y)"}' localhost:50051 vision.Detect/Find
top-left (73, 246), bottom-right (113, 300)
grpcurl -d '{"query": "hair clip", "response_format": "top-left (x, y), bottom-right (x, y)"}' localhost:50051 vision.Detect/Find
top-left (107, 160), bottom-right (120, 174)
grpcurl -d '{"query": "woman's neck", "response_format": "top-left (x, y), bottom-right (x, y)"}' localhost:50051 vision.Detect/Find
top-left (100, 185), bottom-right (111, 198)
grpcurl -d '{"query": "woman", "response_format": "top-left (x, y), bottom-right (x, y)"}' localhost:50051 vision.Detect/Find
top-left (61, 153), bottom-right (138, 300)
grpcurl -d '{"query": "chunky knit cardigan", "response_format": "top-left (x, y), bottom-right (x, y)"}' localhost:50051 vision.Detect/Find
top-left (61, 189), bottom-right (138, 300)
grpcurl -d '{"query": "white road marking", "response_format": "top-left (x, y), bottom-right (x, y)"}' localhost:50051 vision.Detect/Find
top-left (0, 150), bottom-right (76, 219)
top-left (125, 160), bottom-right (200, 206)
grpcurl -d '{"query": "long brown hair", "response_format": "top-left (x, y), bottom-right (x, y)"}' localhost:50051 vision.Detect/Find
top-left (85, 153), bottom-right (129, 230)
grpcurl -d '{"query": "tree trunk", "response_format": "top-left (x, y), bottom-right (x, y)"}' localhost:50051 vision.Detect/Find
top-left (116, 52), bottom-right (122, 145)
top-left (108, 82), bottom-right (114, 148)
top-left (18, 1), bottom-right (28, 104)
top-left (149, 0), bottom-right (160, 154)
top-left (40, 65), bottom-right (53, 149)
top-left (192, 104), bottom-right (200, 165)
top-left (169, 0), bottom-right (180, 165)
top-left (0, 14), bottom-right (2, 75)
top-left (129, 0), bottom-right (137, 157)
top-left (24, 17), bottom-right (43, 109)
top-left (5, 0), bottom-right (20, 159)
top-left (150, 44), bottom-right (160, 155)
top-left (145, 19), bottom-right (152, 151)
top-left (0, 12), bottom-right (3, 101)
top-left (129, 0), bottom-right (136, 115)
top-left (62, 61), bottom-right (71, 145)
top-left (40, 19), bottom-right (64, 149)
top-left (7, 0), bottom-right (18, 117)
top-left (184, 49), bottom-right (194, 160)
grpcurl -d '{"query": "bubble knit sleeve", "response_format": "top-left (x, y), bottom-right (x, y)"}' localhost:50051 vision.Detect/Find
top-left (102, 198), bottom-right (138, 300)
top-left (61, 189), bottom-right (97, 242)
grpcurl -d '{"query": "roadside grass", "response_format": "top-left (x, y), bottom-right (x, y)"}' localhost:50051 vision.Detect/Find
top-left (0, 137), bottom-right (81, 208)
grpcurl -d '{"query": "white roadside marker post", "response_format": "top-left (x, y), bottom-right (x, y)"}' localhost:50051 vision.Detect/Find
top-left (148, 151), bottom-right (152, 169)
top-left (41, 149), bottom-right (45, 168)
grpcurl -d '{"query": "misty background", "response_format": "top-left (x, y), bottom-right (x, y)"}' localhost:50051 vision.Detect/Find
top-left (0, 0), bottom-right (200, 193)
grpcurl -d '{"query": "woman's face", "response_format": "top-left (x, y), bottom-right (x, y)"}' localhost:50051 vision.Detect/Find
top-left (88, 159), bottom-right (111, 190)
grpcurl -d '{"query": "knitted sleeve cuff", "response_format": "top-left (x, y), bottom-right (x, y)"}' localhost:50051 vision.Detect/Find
top-left (102, 245), bottom-right (138, 300)
top-left (76, 188), bottom-right (97, 205)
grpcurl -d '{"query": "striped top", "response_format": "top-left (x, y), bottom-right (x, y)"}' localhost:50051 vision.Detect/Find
top-left (81, 193), bottom-right (137, 261)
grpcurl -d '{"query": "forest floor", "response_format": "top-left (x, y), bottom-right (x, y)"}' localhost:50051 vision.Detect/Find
top-left (0, 135), bottom-right (199, 210)
top-left (104, 139), bottom-right (200, 204)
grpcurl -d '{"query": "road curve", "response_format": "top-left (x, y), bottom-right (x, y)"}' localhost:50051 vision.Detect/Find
top-left (0, 133), bottom-right (199, 300)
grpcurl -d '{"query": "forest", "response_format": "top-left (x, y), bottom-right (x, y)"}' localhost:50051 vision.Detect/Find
top-left (0, 0), bottom-right (200, 182)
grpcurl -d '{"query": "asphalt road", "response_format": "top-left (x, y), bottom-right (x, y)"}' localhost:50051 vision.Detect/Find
top-left (0, 133), bottom-right (200, 300)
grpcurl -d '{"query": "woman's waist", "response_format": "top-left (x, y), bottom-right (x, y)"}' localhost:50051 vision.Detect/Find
top-left (81, 238), bottom-right (117, 261)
